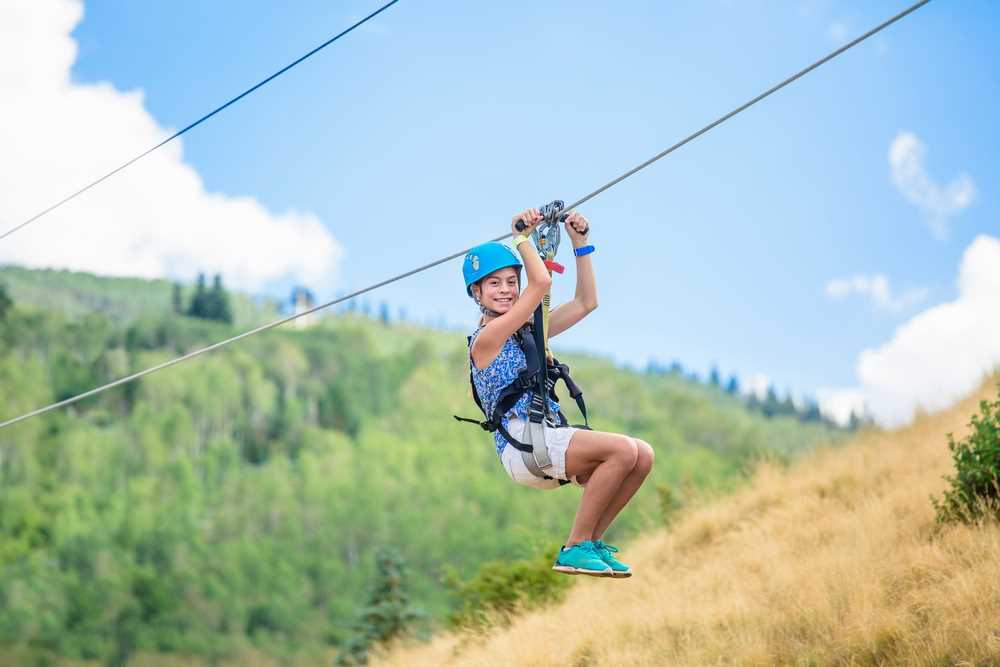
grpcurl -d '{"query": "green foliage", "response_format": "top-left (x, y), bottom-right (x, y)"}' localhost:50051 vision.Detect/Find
top-left (0, 282), bottom-right (11, 320)
top-left (933, 385), bottom-right (1000, 524)
top-left (171, 282), bottom-right (183, 315)
top-left (0, 266), bottom-right (846, 665)
top-left (337, 549), bottom-right (424, 665)
top-left (445, 547), bottom-right (570, 629)
top-left (185, 273), bottom-right (233, 323)
top-left (0, 264), bottom-right (277, 327)
top-left (209, 274), bottom-right (234, 324)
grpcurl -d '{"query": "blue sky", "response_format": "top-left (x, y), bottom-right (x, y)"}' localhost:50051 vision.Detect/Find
top-left (10, 0), bottom-right (999, 420)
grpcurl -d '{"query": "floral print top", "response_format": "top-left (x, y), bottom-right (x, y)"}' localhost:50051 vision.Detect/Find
top-left (469, 325), bottom-right (560, 456)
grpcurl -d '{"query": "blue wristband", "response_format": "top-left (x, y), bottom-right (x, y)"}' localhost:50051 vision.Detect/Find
top-left (573, 245), bottom-right (595, 257)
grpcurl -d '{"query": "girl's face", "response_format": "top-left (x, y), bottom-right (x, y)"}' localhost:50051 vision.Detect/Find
top-left (475, 267), bottom-right (520, 315)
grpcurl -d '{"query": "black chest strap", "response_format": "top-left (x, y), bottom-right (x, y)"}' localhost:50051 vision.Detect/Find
top-left (454, 325), bottom-right (591, 448)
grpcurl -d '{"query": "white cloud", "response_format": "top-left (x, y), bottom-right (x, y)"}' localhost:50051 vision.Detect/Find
top-left (0, 0), bottom-right (342, 293)
top-left (824, 273), bottom-right (929, 313)
top-left (821, 235), bottom-right (1000, 427)
top-left (889, 132), bottom-right (976, 239)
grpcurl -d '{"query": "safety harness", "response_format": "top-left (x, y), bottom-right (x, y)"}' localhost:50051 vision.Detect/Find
top-left (454, 201), bottom-right (591, 483)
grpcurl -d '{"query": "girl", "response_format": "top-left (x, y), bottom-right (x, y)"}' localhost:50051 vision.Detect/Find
top-left (462, 208), bottom-right (655, 577)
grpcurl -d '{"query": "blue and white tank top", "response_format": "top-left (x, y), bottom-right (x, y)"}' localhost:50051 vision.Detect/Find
top-left (469, 325), bottom-right (561, 456)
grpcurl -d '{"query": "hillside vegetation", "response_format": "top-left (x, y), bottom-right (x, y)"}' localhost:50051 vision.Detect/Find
top-left (0, 265), bottom-right (279, 327)
top-left (374, 379), bottom-right (1000, 667)
top-left (0, 267), bottom-right (841, 665)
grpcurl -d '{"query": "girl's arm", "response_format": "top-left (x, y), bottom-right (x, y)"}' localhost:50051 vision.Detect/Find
top-left (471, 209), bottom-right (552, 368)
top-left (549, 211), bottom-right (597, 338)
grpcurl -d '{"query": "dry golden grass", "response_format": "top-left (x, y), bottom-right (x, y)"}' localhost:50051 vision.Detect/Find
top-left (373, 379), bottom-right (1000, 667)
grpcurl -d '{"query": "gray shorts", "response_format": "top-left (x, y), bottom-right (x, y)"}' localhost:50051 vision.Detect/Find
top-left (500, 417), bottom-right (585, 490)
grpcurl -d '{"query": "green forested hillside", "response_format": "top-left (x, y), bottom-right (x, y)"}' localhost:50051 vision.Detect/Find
top-left (0, 265), bottom-right (279, 327)
top-left (0, 268), bottom-right (842, 665)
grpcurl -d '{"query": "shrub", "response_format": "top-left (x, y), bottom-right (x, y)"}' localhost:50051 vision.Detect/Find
top-left (337, 549), bottom-right (424, 665)
top-left (932, 384), bottom-right (1000, 524)
top-left (446, 547), bottom-right (571, 629)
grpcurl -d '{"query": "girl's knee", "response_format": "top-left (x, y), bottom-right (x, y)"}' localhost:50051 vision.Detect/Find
top-left (634, 439), bottom-right (654, 474)
top-left (615, 435), bottom-right (638, 468)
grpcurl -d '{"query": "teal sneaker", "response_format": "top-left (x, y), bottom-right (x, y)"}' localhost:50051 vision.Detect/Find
top-left (593, 540), bottom-right (632, 578)
top-left (552, 541), bottom-right (613, 577)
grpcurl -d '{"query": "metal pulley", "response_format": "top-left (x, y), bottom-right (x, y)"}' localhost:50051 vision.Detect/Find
top-left (532, 200), bottom-right (566, 259)
top-left (515, 199), bottom-right (567, 273)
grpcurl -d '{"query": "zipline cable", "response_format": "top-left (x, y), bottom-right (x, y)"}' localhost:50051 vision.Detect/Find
top-left (559, 0), bottom-right (930, 215)
top-left (0, 0), bottom-right (930, 431)
top-left (0, 0), bottom-right (401, 243)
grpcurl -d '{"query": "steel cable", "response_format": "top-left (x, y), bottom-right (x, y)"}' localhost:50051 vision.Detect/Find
top-left (0, 0), bottom-right (930, 431)
top-left (0, 0), bottom-right (401, 243)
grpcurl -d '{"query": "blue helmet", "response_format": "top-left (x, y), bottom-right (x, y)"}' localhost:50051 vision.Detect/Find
top-left (462, 242), bottom-right (522, 297)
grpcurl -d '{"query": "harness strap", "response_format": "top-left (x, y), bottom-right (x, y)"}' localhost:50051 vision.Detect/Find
top-left (522, 400), bottom-right (554, 475)
top-left (520, 307), bottom-right (559, 475)
top-left (496, 420), bottom-right (533, 454)
top-left (458, 322), bottom-right (587, 484)
top-left (549, 358), bottom-right (590, 429)
top-left (452, 415), bottom-right (492, 430)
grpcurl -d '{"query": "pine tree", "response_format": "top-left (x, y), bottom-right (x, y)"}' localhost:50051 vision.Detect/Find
top-left (379, 301), bottom-right (391, 326)
top-left (725, 375), bottom-right (740, 395)
top-left (708, 365), bottom-right (721, 387)
top-left (337, 549), bottom-right (423, 665)
top-left (761, 385), bottom-right (780, 418)
top-left (210, 274), bottom-right (233, 324)
top-left (800, 400), bottom-right (823, 423)
top-left (0, 282), bottom-right (12, 321)
top-left (780, 393), bottom-right (797, 417)
top-left (185, 273), bottom-right (232, 323)
top-left (188, 273), bottom-right (207, 319)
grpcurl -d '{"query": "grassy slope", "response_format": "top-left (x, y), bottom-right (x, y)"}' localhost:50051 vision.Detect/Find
top-left (373, 378), bottom-right (1000, 667)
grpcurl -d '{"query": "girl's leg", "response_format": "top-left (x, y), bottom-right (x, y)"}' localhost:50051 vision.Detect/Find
top-left (592, 438), bottom-right (654, 541)
top-left (562, 430), bottom-right (639, 546)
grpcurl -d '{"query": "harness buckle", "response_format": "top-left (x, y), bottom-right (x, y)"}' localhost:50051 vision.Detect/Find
top-left (453, 415), bottom-right (496, 432)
